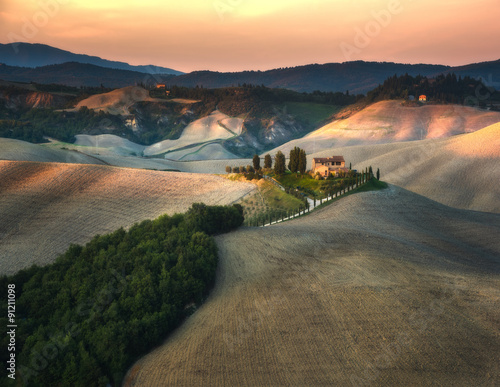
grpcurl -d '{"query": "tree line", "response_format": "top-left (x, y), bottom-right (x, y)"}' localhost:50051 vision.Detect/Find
top-left (0, 204), bottom-right (244, 386)
top-left (365, 73), bottom-right (499, 107)
top-left (226, 147), bottom-right (308, 177)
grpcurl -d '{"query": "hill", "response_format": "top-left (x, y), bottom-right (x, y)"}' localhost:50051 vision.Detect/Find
top-left (306, 123), bottom-right (500, 213)
top-left (270, 100), bottom-right (500, 153)
top-left (166, 60), bottom-right (500, 94)
top-left (0, 161), bottom-right (255, 275)
top-left (0, 137), bottom-right (246, 172)
top-left (0, 137), bottom-right (106, 164)
top-left (1, 51), bottom-right (499, 93)
top-left (0, 42), bottom-right (183, 75)
top-left (74, 86), bottom-right (165, 115)
top-left (127, 185), bottom-right (500, 386)
top-left (0, 62), bottom-right (175, 88)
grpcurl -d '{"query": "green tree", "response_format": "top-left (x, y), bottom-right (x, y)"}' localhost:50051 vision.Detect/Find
top-left (299, 149), bottom-right (307, 174)
top-left (288, 147), bottom-right (300, 173)
top-left (264, 154), bottom-right (272, 169)
top-left (376, 168), bottom-right (380, 180)
top-left (274, 151), bottom-right (286, 175)
top-left (252, 154), bottom-right (261, 171)
top-left (225, 166), bottom-right (231, 173)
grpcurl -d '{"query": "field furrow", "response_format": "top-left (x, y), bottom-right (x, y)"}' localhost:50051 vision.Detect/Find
top-left (0, 160), bottom-right (255, 274)
top-left (128, 186), bottom-right (500, 386)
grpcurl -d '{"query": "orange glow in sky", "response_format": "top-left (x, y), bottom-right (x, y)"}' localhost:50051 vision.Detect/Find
top-left (1, 0), bottom-right (499, 72)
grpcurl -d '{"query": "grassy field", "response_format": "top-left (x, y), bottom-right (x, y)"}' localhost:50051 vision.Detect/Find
top-left (273, 171), bottom-right (359, 199)
top-left (237, 179), bottom-right (305, 225)
top-left (283, 102), bottom-right (340, 126)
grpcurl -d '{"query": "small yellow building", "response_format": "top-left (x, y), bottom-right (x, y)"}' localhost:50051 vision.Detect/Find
top-left (312, 156), bottom-right (349, 177)
top-left (419, 95), bottom-right (427, 102)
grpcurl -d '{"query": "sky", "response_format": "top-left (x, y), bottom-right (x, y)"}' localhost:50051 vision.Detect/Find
top-left (0, 0), bottom-right (499, 72)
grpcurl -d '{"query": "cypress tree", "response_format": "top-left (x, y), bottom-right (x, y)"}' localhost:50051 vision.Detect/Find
top-left (274, 151), bottom-right (286, 175)
top-left (289, 147), bottom-right (299, 173)
top-left (299, 149), bottom-right (307, 174)
top-left (264, 154), bottom-right (272, 169)
top-left (252, 154), bottom-right (260, 171)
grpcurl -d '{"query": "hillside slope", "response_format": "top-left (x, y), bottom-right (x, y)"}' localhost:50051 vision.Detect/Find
top-left (271, 101), bottom-right (500, 154)
top-left (128, 186), bottom-right (500, 386)
top-left (143, 110), bottom-right (243, 158)
top-left (74, 86), bottom-right (162, 115)
top-left (0, 161), bottom-right (255, 274)
top-left (307, 123), bottom-right (500, 213)
top-left (0, 138), bottom-right (106, 164)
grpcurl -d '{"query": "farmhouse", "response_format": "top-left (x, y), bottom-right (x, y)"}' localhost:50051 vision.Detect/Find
top-left (312, 156), bottom-right (349, 177)
top-left (419, 95), bottom-right (427, 102)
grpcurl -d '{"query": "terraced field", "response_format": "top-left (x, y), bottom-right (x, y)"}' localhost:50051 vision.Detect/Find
top-left (0, 160), bottom-right (255, 274)
top-left (127, 185), bottom-right (500, 386)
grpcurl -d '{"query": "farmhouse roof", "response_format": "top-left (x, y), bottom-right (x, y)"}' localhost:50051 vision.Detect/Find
top-left (313, 156), bottom-right (345, 163)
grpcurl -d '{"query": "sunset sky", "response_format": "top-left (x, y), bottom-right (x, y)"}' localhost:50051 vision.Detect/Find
top-left (1, 0), bottom-right (499, 72)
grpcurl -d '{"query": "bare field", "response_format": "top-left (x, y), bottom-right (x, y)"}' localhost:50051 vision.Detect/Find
top-left (74, 86), bottom-right (162, 115)
top-left (127, 185), bottom-right (500, 386)
top-left (0, 137), bottom-right (105, 164)
top-left (309, 123), bottom-right (500, 213)
top-left (271, 101), bottom-right (500, 154)
top-left (0, 160), bottom-right (255, 274)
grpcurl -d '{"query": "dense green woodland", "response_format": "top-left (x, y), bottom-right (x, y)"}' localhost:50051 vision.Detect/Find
top-left (0, 204), bottom-right (244, 386)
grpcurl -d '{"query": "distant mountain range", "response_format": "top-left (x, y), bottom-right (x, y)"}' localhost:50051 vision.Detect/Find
top-left (0, 43), bottom-right (184, 75)
top-left (169, 60), bottom-right (500, 94)
top-left (0, 62), bottom-right (176, 88)
top-left (0, 43), bottom-right (498, 93)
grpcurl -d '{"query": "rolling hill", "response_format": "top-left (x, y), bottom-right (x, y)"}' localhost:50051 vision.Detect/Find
top-left (270, 100), bottom-right (500, 154)
top-left (126, 185), bottom-right (500, 386)
top-left (74, 86), bottom-right (165, 115)
top-left (0, 161), bottom-right (255, 275)
top-left (306, 122), bottom-right (500, 214)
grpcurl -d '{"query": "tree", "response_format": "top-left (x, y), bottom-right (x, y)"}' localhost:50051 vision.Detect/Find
top-left (299, 149), bottom-right (307, 174)
top-left (288, 147), bottom-right (300, 173)
top-left (232, 166), bottom-right (240, 173)
top-left (264, 154), bottom-right (272, 169)
top-left (376, 168), bottom-right (380, 180)
top-left (369, 166), bottom-right (373, 179)
top-left (274, 151), bottom-right (286, 175)
top-left (252, 155), bottom-right (261, 171)
top-left (225, 166), bottom-right (231, 173)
